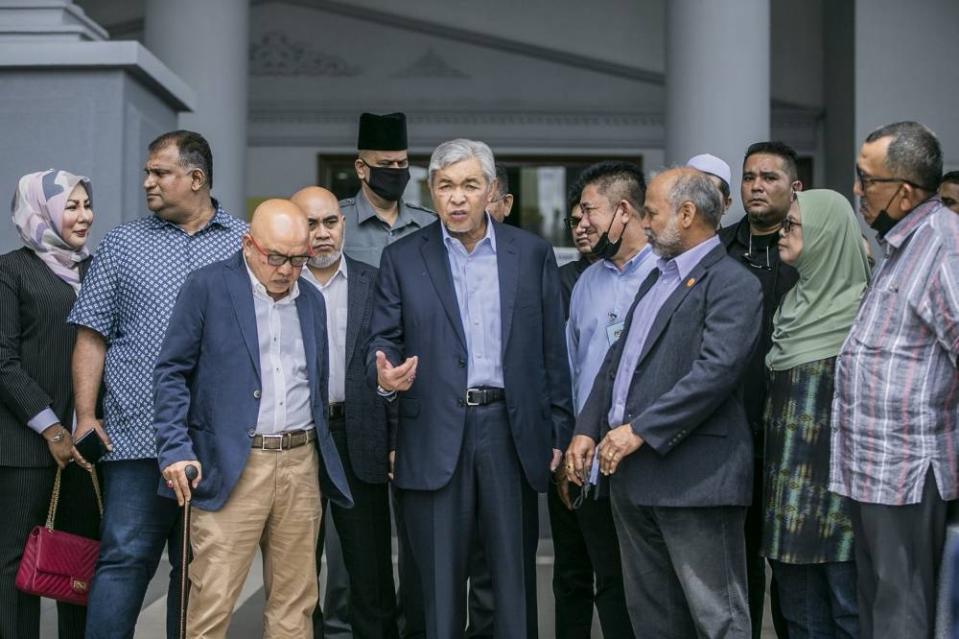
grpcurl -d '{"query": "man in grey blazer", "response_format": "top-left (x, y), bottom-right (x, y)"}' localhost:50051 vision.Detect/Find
top-left (293, 187), bottom-right (399, 639)
top-left (567, 167), bottom-right (762, 638)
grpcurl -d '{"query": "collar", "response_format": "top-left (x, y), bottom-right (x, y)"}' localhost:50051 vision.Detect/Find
top-left (300, 255), bottom-right (349, 290)
top-left (243, 255), bottom-right (300, 304)
top-left (882, 196), bottom-right (942, 250)
top-left (441, 213), bottom-right (497, 254)
top-left (355, 189), bottom-right (413, 227)
top-left (602, 244), bottom-right (653, 274)
top-left (149, 198), bottom-right (229, 232)
top-left (657, 234), bottom-right (721, 282)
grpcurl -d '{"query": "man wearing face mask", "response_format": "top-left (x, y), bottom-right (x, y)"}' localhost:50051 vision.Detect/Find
top-left (553, 161), bottom-right (650, 639)
top-left (341, 112), bottom-right (436, 268)
top-left (831, 121), bottom-right (959, 639)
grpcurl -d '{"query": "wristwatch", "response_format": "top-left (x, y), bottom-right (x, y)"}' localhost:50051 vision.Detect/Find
top-left (49, 427), bottom-right (66, 443)
top-left (377, 385), bottom-right (398, 402)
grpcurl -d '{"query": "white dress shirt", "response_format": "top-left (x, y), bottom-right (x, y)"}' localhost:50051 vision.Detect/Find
top-left (300, 258), bottom-right (348, 403)
top-left (245, 261), bottom-right (314, 435)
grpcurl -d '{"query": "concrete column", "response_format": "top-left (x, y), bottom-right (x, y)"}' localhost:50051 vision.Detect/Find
top-left (665, 0), bottom-right (770, 218)
top-left (144, 0), bottom-right (249, 217)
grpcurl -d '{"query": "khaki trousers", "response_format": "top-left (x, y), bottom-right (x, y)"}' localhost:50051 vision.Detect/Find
top-left (187, 444), bottom-right (322, 639)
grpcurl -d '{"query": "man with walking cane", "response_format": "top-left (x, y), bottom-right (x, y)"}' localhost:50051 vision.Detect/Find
top-left (154, 199), bottom-right (352, 639)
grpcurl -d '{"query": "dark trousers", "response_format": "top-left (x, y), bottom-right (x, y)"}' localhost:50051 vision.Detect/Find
top-left (744, 456), bottom-right (789, 639)
top-left (851, 468), bottom-right (954, 639)
top-left (314, 421), bottom-right (398, 639)
top-left (466, 537), bottom-right (494, 638)
top-left (770, 560), bottom-right (858, 639)
top-left (0, 464), bottom-right (100, 639)
top-left (611, 496), bottom-right (750, 639)
top-left (397, 403), bottom-right (538, 639)
top-left (85, 459), bottom-right (184, 639)
top-left (394, 485), bottom-right (425, 639)
top-left (547, 482), bottom-right (633, 639)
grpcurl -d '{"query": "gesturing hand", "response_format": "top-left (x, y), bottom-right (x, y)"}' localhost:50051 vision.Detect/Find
top-left (376, 351), bottom-right (418, 393)
top-left (597, 424), bottom-right (644, 476)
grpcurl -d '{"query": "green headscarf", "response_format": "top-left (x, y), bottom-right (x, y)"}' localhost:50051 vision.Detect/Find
top-left (766, 189), bottom-right (871, 372)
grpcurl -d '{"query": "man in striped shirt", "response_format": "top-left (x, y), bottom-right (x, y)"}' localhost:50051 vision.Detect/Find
top-left (830, 121), bottom-right (959, 639)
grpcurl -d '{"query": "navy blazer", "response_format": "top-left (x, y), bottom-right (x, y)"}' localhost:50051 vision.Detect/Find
top-left (576, 244), bottom-right (761, 507)
top-left (366, 220), bottom-right (574, 494)
top-left (153, 251), bottom-right (352, 511)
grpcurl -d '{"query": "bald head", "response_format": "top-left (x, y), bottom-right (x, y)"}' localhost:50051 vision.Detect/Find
top-left (291, 186), bottom-right (340, 216)
top-left (244, 198), bottom-right (310, 299)
top-left (291, 186), bottom-right (346, 270)
top-left (642, 168), bottom-right (720, 258)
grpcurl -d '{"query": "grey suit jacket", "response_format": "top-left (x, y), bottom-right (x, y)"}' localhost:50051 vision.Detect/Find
top-left (342, 256), bottom-right (394, 484)
top-left (0, 248), bottom-right (91, 467)
top-left (576, 243), bottom-right (762, 507)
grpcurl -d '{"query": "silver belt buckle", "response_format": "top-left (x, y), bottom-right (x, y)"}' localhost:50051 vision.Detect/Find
top-left (465, 388), bottom-right (481, 406)
top-left (260, 434), bottom-right (282, 451)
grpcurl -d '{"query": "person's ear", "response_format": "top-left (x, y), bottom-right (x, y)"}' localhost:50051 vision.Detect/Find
top-left (191, 168), bottom-right (206, 191)
top-left (354, 157), bottom-right (367, 181)
top-left (680, 201), bottom-right (696, 228)
top-left (790, 179), bottom-right (803, 200)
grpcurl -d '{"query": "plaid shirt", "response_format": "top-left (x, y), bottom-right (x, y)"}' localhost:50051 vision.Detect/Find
top-left (830, 198), bottom-right (959, 505)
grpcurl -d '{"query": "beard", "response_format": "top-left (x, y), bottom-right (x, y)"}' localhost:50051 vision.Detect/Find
top-left (646, 215), bottom-right (683, 259)
top-left (309, 248), bottom-right (342, 269)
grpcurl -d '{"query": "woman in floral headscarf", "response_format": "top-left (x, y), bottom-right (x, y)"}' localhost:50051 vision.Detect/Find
top-left (0, 170), bottom-right (102, 638)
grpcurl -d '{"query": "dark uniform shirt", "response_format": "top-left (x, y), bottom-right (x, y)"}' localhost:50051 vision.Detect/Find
top-left (719, 218), bottom-right (799, 443)
top-left (558, 256), bottom-right (593, 320)
top-left (341, 189), bottom-right (436, 267)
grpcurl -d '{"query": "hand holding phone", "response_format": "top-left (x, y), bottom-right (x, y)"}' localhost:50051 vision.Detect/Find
top-left (74, 428), bottom-right (108, 466)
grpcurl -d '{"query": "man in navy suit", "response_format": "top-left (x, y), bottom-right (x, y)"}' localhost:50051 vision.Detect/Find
top-left (154, 199), bottom-right (352, 638)
top-left (367, 138), bottom-right (574, 639)
top-left (567, 168), bottom-right (761, 638)
top-left (292, 186), bottom-right (399, 639)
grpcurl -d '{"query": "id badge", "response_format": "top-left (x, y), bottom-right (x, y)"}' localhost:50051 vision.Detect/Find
top-left (606, 320), bottom-right (626, 346)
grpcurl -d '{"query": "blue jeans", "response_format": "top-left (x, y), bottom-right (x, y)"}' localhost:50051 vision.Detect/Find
top-left (770, 560), bottom-right (859, 639)
top-left (85, 459), bottom-right (184, 639)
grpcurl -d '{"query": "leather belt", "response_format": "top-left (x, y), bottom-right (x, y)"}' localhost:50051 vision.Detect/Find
top-left (251, 429), bottom-right (316, 451)
top-left (328, 402), bottom-right (345, 420)
top-left (465, 387), bottom-right (506, 406)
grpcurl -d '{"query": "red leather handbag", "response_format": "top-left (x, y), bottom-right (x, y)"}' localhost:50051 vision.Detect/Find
top-left (15, 466), bottom-right (102, 606)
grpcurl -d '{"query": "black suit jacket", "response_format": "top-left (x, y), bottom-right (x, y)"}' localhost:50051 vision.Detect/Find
top-left (340, 256), bottom-right (394, 484)
top-left (0, 248), bottom-right (90, 467)
top-left (576, 243), bottom-right (761, 507)
top-left (367, 221), bottom-right (574, 493)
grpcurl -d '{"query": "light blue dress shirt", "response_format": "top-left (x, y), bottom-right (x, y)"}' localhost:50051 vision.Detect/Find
top-left (566, 246), bottom-right (656, 414)
top-left (441, 216), bottom-right (504, 387)
top-left (608, 235), bottom-right (721, 426)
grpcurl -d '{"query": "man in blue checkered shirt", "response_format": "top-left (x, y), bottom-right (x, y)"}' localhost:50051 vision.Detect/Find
top-left (68, 130), bottom-right (247, 639)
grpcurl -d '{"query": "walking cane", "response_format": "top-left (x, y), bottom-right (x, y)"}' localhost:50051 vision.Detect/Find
top-left (179, 464), bottom-right (199, 639)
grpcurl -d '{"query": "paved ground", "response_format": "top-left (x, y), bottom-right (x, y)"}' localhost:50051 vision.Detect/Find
top-left (40, 540), bottom-right (778, 638)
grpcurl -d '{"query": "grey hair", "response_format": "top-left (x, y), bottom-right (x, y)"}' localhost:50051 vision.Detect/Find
top-left (666, 169), bottom-right (723, 228)
top-left (865, 121), bottom-right (942, 191)
top-left (429, 139), bottom-right (496, 184)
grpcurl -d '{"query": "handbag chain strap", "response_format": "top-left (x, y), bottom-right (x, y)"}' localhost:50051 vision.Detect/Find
top-left (45, 466), bottom-right (104, 531)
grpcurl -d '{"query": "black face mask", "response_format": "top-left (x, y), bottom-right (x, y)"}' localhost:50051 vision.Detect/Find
top-left (362, 161), bottom-right (411, 202)
top-left (592, 210), bottom-right (629, 261)
top-left (869, 184), bottom-right (904, 239)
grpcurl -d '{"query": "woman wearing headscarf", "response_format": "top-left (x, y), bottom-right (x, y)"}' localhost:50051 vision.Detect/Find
top-left (0, 170), bottom-right (102, 638)
top-left (761, 189), bottom-right (871, 639)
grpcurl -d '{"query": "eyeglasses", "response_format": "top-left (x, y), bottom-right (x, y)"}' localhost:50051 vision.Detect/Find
top-left (855, 165), bottom-right (927, 192)
top-left (564, 216), bottom-right (583, 230)
top-left (742, 233), bottom-right (772, 271)
top-left (248, 235), bottom-right (311, 267)
top-left (781, 217), bottom-right (802, 235)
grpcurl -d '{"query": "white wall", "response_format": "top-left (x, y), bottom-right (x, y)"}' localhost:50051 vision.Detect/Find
top-left (855, 0), bottom-right (959, 168)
